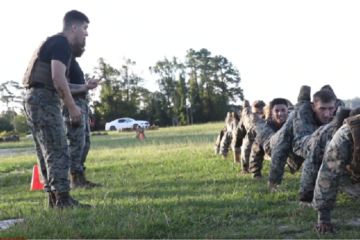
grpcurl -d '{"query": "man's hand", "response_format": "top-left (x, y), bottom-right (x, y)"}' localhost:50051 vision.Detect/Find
top-left (89, 114), bottom-right (95, 127)
top-left (314, 222), bottom-right (335, 234)
top-left (86, 75), bottom-right (103, 90)
top-left (268, 181), bottom-right (286, 192)
top-left (68, 105), bottom-right (85, 127)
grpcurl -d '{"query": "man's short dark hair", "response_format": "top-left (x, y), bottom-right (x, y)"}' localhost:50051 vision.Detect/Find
top-left (63, 10), bottom-right (89, 30)
top-left (270, 98), bottom-right (288, 110)
top-left (252, 100), bottom-right (265, 109)
top-left (313, 90), bottom-right (336, 103)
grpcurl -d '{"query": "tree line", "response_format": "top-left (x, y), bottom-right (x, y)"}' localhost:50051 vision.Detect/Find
top-left (0, 48), bottom-right (244, 134)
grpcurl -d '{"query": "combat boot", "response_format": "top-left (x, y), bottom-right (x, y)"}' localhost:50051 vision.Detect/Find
top-left (241, 100), bottom-right (251, 116)
top-left (320, 84), bottom-right (334, 93)
top-left (47, 191), bottom-right (56, 208)
top-left (332, 106), bottom-right (352, 136)
top-left (54, 191), bottom-right (92, 209)
top-left (81, 171), bottom-right (100, 188)
top-left (297, 85), bottom-right (311, 103)
top-left (252, 172), bottom-right (262, 180)
top-left (350, 106), bottom-right (360, 117)
top-left (70, 171), bottom-right (85, 189)
top-left (242, 100), bottom-right (250, 108)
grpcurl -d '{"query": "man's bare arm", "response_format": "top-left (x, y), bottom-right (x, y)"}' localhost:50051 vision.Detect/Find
top-left (51, 60), bottom-right (83, 123)
top-left (51, 60), bottom-right (77, 107)
top-left (69, 83), bottom-right (88, 94)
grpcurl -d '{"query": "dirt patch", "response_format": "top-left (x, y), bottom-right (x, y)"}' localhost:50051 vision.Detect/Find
top-left (0, 147), bottom-right (35, 157)
top-left (0, 219), bottom-right (24, 231)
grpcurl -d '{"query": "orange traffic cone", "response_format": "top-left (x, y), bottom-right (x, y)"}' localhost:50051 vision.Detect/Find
top-left (139, 133), bottom-right (144, 139)
top-left (30, 165), bottom-right (43, 190)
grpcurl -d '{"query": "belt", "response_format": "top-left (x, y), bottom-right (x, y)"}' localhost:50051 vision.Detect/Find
top-left (29, 83), bottom-right (56, 92)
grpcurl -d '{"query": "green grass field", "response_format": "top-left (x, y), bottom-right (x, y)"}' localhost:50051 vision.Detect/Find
top-left (1, 122), bottom-right (360, 239)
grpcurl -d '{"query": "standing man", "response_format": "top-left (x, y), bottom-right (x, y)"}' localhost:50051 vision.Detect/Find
top-left (23, 10), bottom-right (95, 209)
top-left (64, 40), bottom-right (100, 189)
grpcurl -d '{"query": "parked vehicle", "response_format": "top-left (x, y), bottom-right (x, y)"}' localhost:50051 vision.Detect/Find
top-left (105, 118), bottom-right (150, 131)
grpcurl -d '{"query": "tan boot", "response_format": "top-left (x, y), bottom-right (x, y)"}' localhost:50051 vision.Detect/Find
top-left (55, 191), bottom-right (91, 209)
top-left (70, 171), bottom-right (85, 190)
top-left (81, 171), bottom-right (100, 188)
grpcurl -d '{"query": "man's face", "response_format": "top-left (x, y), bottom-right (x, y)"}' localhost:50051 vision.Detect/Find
top-left (312, 100), bottom-right (336, 124)
top-left (272, 104), bottom-right (288, 124)
top-left (72, 22), bottom-right (88, 46)
top-left (252, 107), bottom-right (264, 116)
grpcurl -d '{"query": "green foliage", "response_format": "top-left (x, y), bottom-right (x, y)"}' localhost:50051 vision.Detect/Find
top-left (13, 114), bottom-right (29, 134)
top-left (0, 117), bottom-right (13, 132)
top-left (91, 48), bottom-right (243, 130)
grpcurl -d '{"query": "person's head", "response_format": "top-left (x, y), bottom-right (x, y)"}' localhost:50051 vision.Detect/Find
top-left (264, 104), bottom-right (271, 119)
top-left (62, 10), bottom-right (89, 50)
top-left (251, 100), bottom-right (265, 116)
top-left (312, 90), bottom-right (336, 124)
top-left (270, 98), bottom-right (288, 125)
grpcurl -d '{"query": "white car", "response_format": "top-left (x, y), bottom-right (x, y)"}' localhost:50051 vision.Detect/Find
top-left (105, 117), bottom-right (150, 131)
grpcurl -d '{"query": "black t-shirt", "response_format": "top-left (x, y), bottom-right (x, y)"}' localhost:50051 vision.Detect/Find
top-left (68, 58), bottom-right (85, 85)
top-left (38, 35), bottom-right (72, 68)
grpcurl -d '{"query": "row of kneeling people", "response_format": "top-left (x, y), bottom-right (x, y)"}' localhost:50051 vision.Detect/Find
top-left (214, 84), bottom-right (360, 233)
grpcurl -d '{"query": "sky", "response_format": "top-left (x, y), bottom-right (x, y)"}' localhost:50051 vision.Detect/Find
top-left (1, 0), bottom-right (360, 112)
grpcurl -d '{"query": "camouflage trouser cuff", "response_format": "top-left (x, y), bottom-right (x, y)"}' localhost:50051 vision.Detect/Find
top-left (318, 210), bottom-right (331, 223)
top-left (299, 191), bottom-right (313, 203)
top-left (232, 147), bottom-right (241, 153)
top-left (221, 150), bottom-right (229, 155)
top-left (268, 175), bottom-right (282, 185)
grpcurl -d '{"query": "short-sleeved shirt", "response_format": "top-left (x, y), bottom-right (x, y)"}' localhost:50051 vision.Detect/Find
top-left (68, 58), bottom-right (85, 85)
top-left (38, 35), bottom-right (72, 71)
top-left (68, 57), bottom-right (87, 98)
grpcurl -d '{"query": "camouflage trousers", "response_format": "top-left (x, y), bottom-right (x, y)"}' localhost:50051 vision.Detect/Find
top-left (241, 137), bottom-right (254, 171)
top-left (220, 132), bottom-right (233, 155)
top-left (214, 126), bottom-right (226, 153)
top-left (62, 97), bottom-right (90, 173)
top-left (299, 120), bottom-right (334, 202)
top-left (249, 122), bottom-right (304, 176)
top-left (292, 101), bottom-right (320, 158)
top-left (23, 88), bottom-right (70, 193)
top-left (312, 124), bottom-right (360, 223)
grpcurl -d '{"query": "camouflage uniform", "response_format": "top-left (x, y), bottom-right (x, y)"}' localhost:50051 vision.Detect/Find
top-left (81, 109), bottom-right (92, 170)
top-left (220, 119), bottom-right (236, 155)
top-left (62, 97), bottom-right (89, 173)
top-left (239, 115), bottom-right (256, 171)
top-left (292, 99), bottom-right (345, 159)
top-left (214, 125), bottom-right (227, 154)
top-left (265, 111), bottom-right (305, 184)
top-left (24, 88), bottom-right (70, 193)
top-left (312, 124), bottom-right (360, 224)
top-left (299, 120), bottom-right (335, 202)
top-left (249, 118), bottom-right (283, 176)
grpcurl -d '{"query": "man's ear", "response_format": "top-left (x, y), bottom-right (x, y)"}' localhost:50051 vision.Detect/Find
top-left (71, 24), bottom-right (77, 32)
top-left (311, 103), bottom-right (315, 112)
